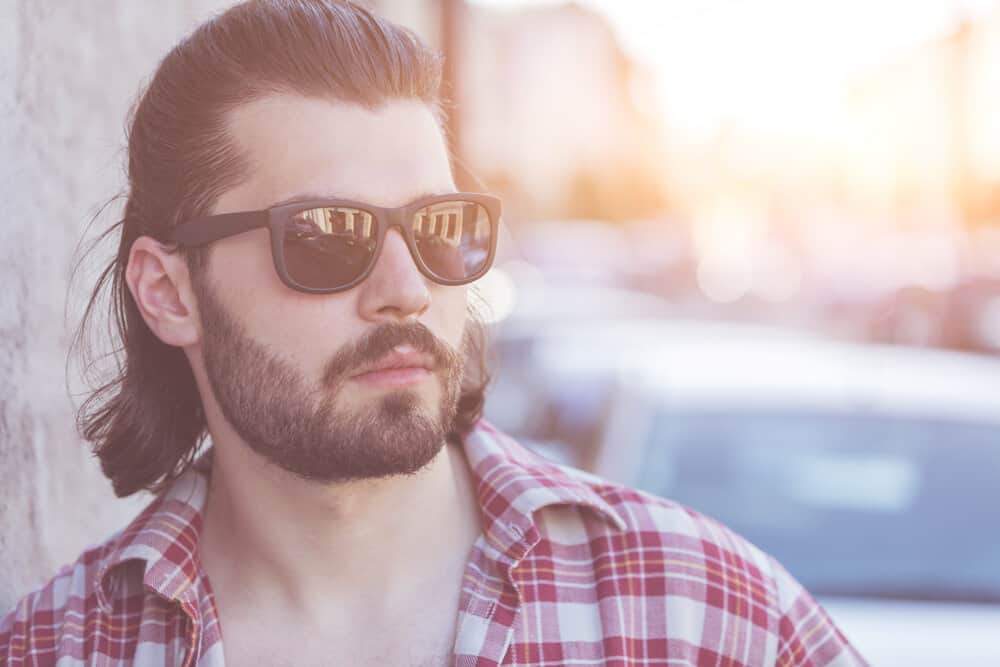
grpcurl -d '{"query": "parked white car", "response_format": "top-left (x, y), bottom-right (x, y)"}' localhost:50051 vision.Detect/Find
top-left (487, 317), bottom-right (1000, 666)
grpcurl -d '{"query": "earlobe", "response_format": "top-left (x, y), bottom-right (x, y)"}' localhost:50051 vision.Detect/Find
top-left (126, 237), bottom-right (200, 348)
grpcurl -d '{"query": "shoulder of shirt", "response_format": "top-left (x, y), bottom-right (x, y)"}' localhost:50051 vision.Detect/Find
top-left (474, 424), bottom-right (802, 613)
top-left (0, 531), bottom-right (137, 654)
top-left (0, 481), bottom-right (195, 656)
top-left (548, 456), bottom-right (780, 571)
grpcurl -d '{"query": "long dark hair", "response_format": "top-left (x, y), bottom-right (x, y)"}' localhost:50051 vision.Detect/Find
top-left (73, 0), bottom-right (490, 498)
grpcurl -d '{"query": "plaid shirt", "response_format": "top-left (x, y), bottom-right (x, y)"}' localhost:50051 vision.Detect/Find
top-left (2, 422), bottom-right (867, 666)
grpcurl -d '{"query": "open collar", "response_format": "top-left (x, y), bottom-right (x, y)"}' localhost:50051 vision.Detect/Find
top-left (465, 421), bottom-right (626, 565)
top-left (94, 421), bottom-right (625, 608)
top-left (95, 469), bottom-right (209, 614)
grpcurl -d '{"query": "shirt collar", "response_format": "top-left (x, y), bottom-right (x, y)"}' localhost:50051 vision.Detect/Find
top-left (96, 467), bottom-right (209, 613)
top-left (95, 421), bottom-right (625, 606)
top-left (465, 421), bottom-right (626, 564)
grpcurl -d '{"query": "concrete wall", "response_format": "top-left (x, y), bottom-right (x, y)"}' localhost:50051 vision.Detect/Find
top-left (0, 0), bottom-right (233, 612)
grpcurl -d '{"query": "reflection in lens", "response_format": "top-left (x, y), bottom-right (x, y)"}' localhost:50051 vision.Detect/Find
top-left (412, 201), bottom-right (491, 281)
top-left (283, 206), bottom-right (377, 289)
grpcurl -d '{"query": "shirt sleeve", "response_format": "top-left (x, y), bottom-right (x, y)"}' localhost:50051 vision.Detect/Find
top-left (0, 607), bottom-right (12, 661)
top-left (770, 557), bottom-right (870, 667)
top-left (1, 592), bottom-right (36, 665)
top-left (1, 569), bottom-right (74, 665)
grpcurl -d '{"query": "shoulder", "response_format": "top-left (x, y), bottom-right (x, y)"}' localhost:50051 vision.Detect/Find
top-left (470, 423), bottom-right (777, 581)
top-left (532, 463), bottom-right (868, 665)
top-left (538, 460), bottom-right (782, 589)
top-left (470, 423), bottom-right (838, 615)
top-left (0, 484), bottom-right (195, 665)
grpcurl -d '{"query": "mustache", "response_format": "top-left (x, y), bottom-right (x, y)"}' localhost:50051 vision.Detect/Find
top-left (321, 322), bottom-right (460, 387)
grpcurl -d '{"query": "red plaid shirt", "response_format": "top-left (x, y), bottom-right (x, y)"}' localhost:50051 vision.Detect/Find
top-left (2, 422), bottom-right (867, 666)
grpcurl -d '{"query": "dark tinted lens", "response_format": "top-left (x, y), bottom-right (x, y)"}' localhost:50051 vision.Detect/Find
top-left (411, 201), bottom-right (492, 281)
top-left (281, 206), bottom-right (377, 289)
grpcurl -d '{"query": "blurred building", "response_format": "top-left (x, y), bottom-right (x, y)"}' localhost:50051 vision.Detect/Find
top-left (460, 3), bottom-right (669, 222)
top-left (846, 10), bottom-right (1000, 228)
top-left (370, 0), bottom-right (671, 224)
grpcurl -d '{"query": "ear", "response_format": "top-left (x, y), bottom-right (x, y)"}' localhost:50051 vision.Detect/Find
top-left (125, 237), bottom-right (201, 348)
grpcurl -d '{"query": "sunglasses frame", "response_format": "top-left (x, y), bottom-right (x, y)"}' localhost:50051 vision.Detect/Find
top-left (167, 192), bottom-right (501, 294)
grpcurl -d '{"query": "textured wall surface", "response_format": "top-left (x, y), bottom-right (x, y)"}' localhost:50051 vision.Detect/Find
top-left (0, 0), bottom-right (233, 612)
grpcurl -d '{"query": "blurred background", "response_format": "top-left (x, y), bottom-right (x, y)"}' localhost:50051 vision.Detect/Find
top-left (383, 0), bottom-right (1000, 349)
top-left (2, 1), bottom-right (998, 664)
top-left (370, 2), bottom-right (1000, 664)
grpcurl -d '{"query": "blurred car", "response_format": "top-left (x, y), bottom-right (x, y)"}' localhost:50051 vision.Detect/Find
top-left (486, 316), bottom-right (1000, 666)
top-left (487, 315), bottom-right (814, 469)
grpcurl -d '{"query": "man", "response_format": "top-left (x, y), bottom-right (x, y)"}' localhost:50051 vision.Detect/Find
top-left (1, 1), bottom-right (867, 665)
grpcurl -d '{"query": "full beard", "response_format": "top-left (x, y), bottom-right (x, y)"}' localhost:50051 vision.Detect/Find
top-left (197, 283), bottom-right (466, 483)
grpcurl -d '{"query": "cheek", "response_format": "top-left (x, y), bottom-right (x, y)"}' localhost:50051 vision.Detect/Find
top-left (205, 240), bottom-right (365, 374)
top-left (208, 229), bottom-right (285, 303)
top-left (256, 299), bottom-right (357, 351)
top-left (433, 286), bottom-right (469, 349)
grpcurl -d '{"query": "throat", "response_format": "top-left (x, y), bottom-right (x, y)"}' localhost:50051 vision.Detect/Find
top-left (198, 439), bottom-right (484, 615)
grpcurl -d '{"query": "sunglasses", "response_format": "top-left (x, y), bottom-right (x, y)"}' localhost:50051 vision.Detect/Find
top-left (167, 193), bottom-right (501, 294)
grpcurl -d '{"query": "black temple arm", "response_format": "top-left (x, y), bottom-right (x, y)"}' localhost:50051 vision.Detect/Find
top-left (168, 210), bottom-right (270, 246)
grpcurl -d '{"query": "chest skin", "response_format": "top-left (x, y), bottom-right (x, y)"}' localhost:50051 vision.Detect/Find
top-left (197, 443), bottom-right (486, 667)
top-left (215, 592), bottom-right (461, 667)
top-left (208, 539), bottom-right (472, 667)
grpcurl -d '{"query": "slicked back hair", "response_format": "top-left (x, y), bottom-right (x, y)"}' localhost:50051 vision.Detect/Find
top-left (73, 0), bottom-right (489, 497)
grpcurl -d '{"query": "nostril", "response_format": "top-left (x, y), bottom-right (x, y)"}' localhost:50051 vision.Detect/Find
top-left (376, 299), bottom-right (429, 320)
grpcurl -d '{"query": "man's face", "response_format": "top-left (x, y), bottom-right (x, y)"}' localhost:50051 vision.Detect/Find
top-left (192, 94), bottom-right (470, 482)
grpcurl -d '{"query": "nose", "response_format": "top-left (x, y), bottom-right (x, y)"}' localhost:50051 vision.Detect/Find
top-left (356, 228), bottom-right (430, 322)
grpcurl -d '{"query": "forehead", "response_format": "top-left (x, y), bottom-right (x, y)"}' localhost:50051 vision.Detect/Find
top-left (214, 94), bottom-right (454, 214)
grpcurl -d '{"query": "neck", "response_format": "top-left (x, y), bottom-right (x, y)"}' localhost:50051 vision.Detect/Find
top-left (199, 434), bottom-right (483, 615)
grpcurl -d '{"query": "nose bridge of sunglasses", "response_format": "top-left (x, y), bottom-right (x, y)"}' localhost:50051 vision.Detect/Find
top-left (389, 204), bottom-right (431, 256)
top-left (386, 205), bottom-right (407, 229)
top-left (377, 221), bottom-right (423, 274)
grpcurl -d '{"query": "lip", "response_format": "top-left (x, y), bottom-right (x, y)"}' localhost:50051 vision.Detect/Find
top-left (349, 346), bottom-right (435, 388)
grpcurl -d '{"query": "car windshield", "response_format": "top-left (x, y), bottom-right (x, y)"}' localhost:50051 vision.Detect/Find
top-left (635, 410), bottom-right (1000, 604)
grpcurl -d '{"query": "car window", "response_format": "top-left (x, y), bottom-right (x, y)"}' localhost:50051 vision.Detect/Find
top-left (486, 337), bottom-right (616, 454)
top-left (635, 410), bottom-right (1000, 603)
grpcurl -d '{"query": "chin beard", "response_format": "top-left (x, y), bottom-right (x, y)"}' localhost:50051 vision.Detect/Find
top-left (197, 282), bottom-right (466, 483)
